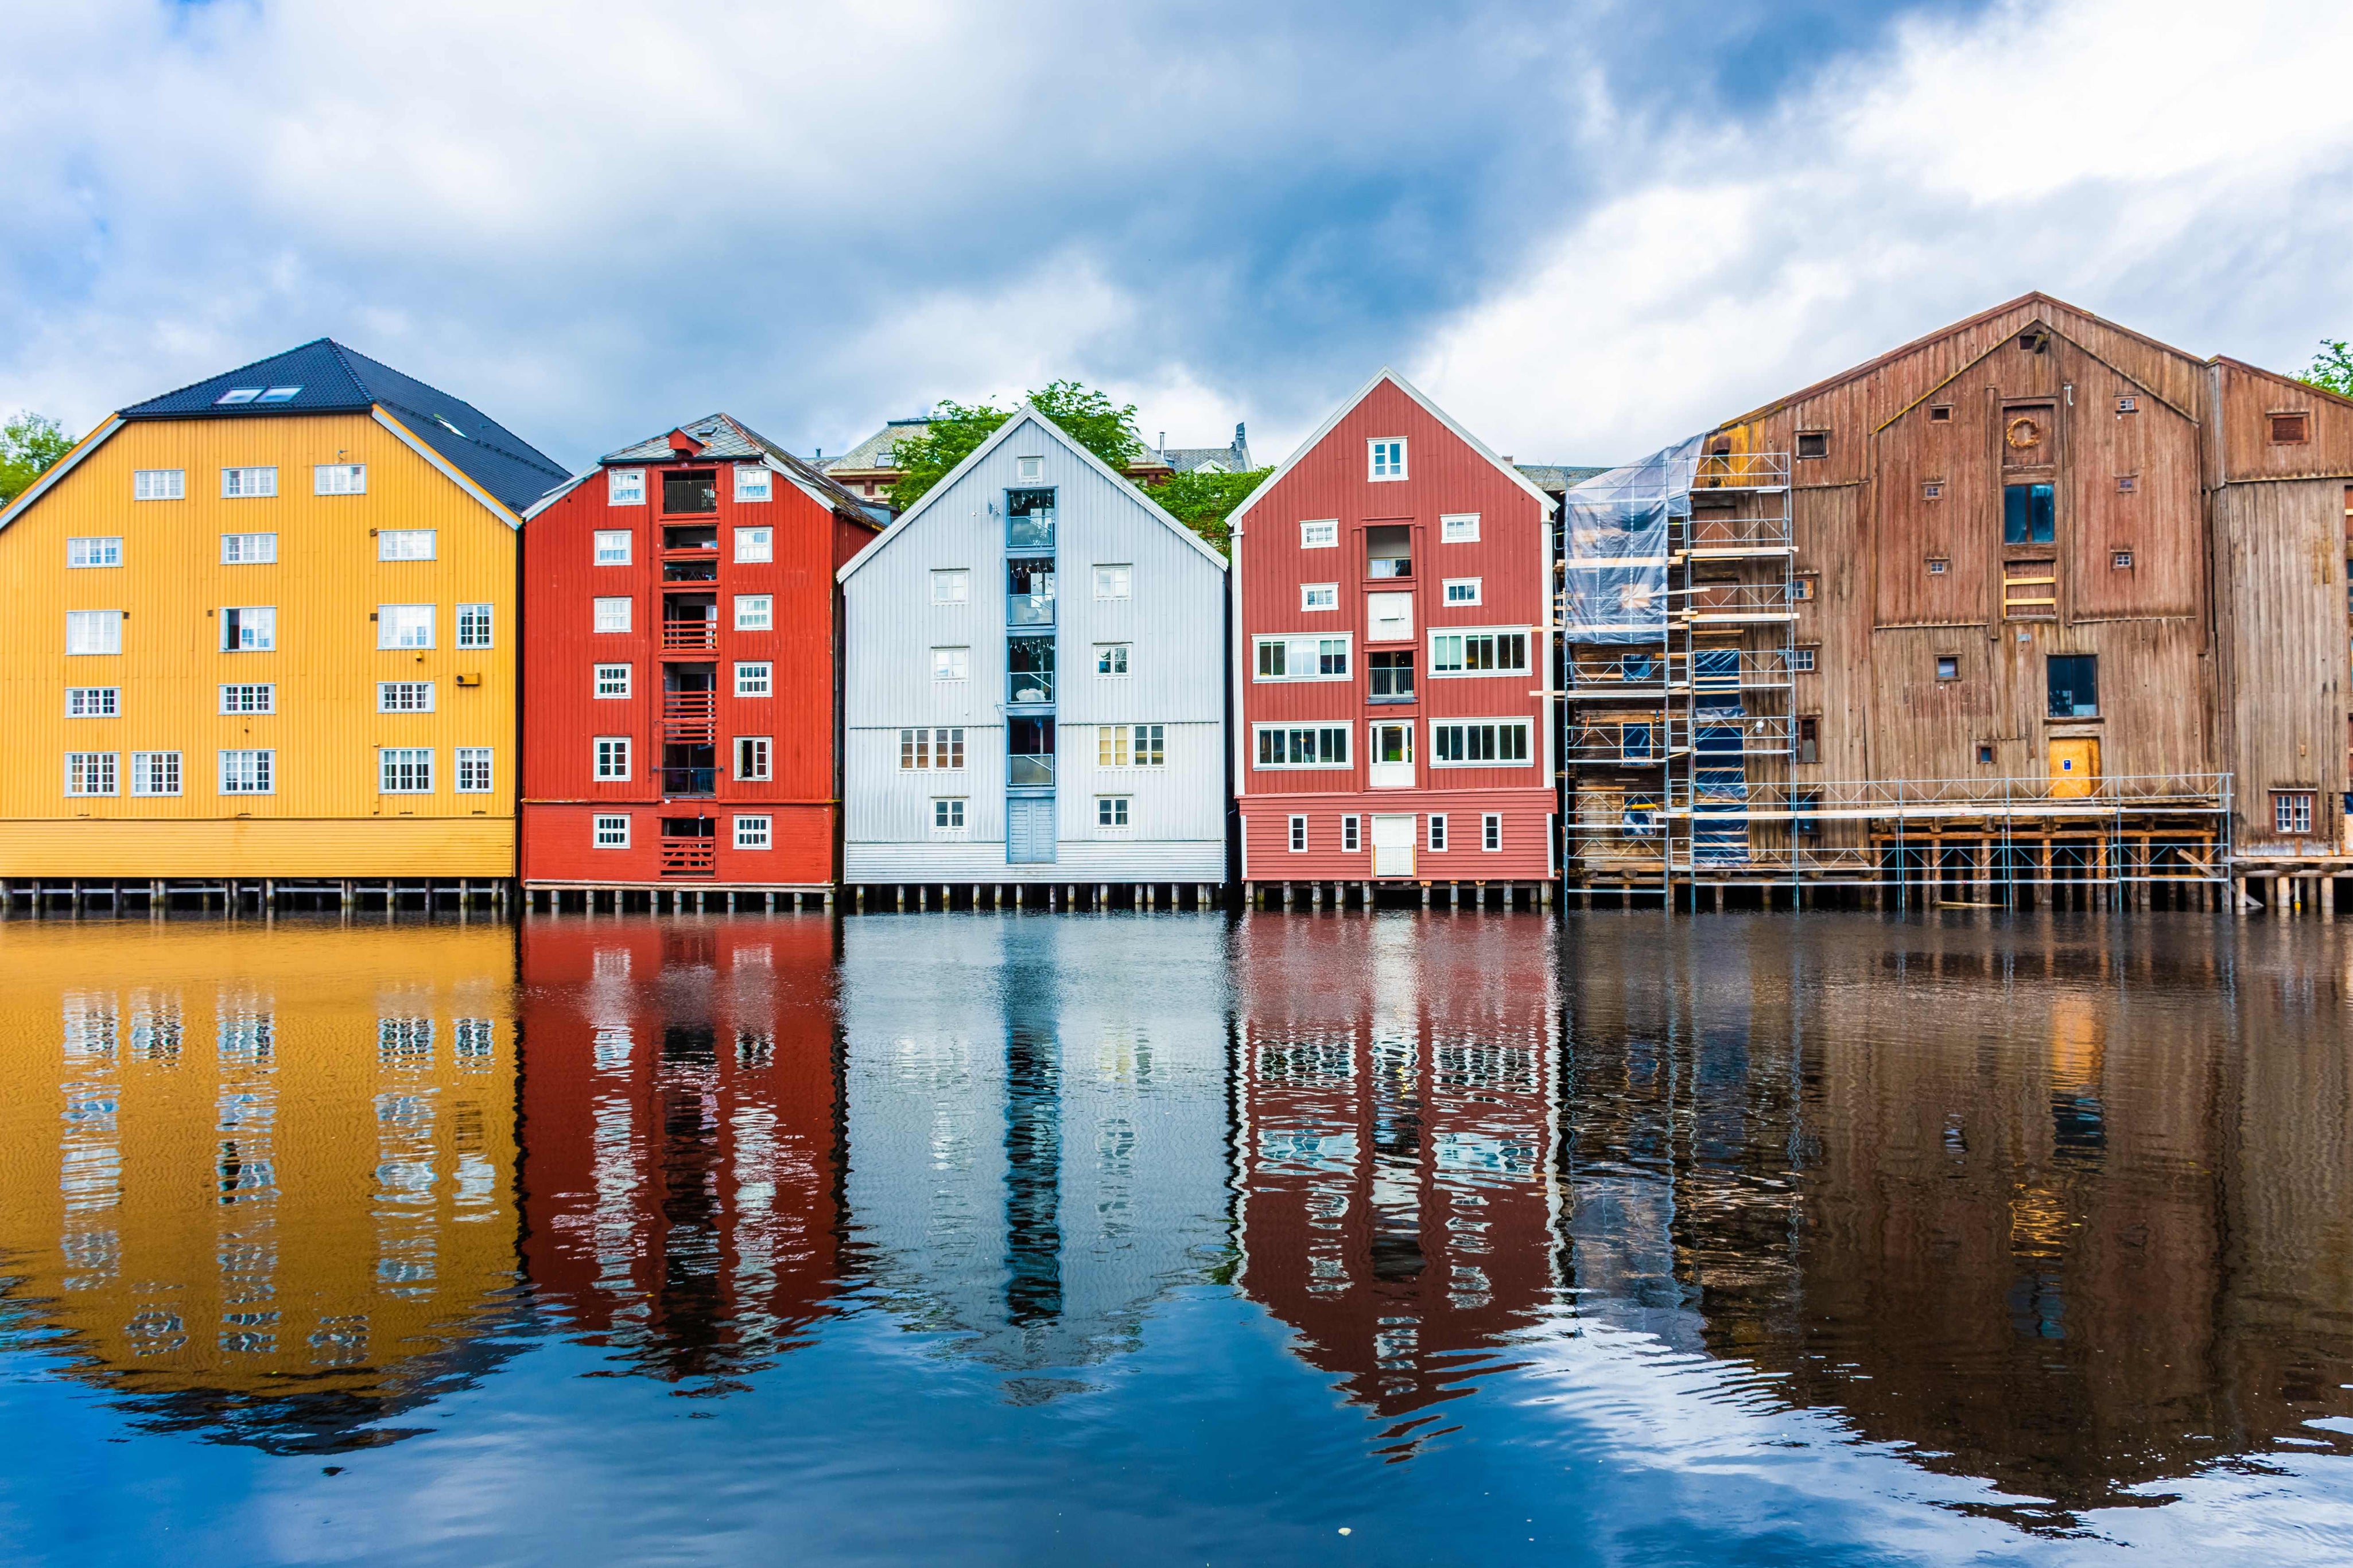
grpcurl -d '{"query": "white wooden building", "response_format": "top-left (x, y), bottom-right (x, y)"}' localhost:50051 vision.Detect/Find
top-left (837, 408), bottom-right (1228, 897)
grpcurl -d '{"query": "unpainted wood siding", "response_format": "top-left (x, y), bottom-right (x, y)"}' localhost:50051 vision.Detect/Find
top-left (2214, 478), bottom-right (2348, 851)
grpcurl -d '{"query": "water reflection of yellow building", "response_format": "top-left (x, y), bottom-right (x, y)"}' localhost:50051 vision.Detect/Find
top-left (0, 923), bottom-right (520, 1449)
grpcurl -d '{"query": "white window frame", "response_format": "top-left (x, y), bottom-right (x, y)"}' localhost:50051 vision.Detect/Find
top-left (1430, 627), bottom-right (1532, 678)
top-left (594, 737), bottom-right (632, 780)
top-left (1430, 718), bottom-right (1535, 768)
top-left (1428, 814), bottom-right (1448, 851)
top-left (2276, 791), bottom-right (2316, 836)
top-left (735, 736), bottom-right (772, 783)
top-left (1482, 812), bottom-right (1502, 851)
top-left (931, 569), bottom-right (970, 605)
top-left (1252, 723), bottom-right (1352, 769)
top-left (67, 537), bottom-right (122, 569)
top-left (1301, 583), bottom-right (1338, 611)
top-left (218, 683), bottom-right (274, 715)
top-left (456, 604), bottom-right (492, 649)
top-left (593, 597), bottom-right (632, 633)
top-left (1342, 814), bottom-right (1361, 853)
top-left (734, 661), bottom-right (771, 697)
top-left (899, 728), bottom-right (967, 771)
top-left (1097, 795), bottom-right (1132, 833)
top-left (932, 646), bottom-right (970, 682)
top-left (595, 663), bottom-right (632, 699)
top-left (65, 752), bottom-right (118, 797)
top-left (1442, 577), bottom-right (1482, 605)
top-left (221, 466), bottom-right (278, 499)
top-left (594, 530), bottom-right (633, 566)
top-left (733, 464), bottom-right (773, 503)
top-left (1252, 633), bottom-right (1353, 682)
top-left (931, 796), bottom-right (968, 836)
top-left (378, 604), bottom-right (434, 649)
top-left (219, 749), bottom-right (274, 795)
top-left (377, 530), bottom-right (435, 561)
top-left (377, 680), bottom-right (436, 713)
top-left (66, 687), bottom-right (119, 718)
top-left (455, 748), bottom-right (494, 795)
top-left (1440, 513), bottom-right (1480, 543)
top-left (314, 463), bottom-right (367, 496)
top-left (1300, 520), bottom-right (1339, 550)
top-left (1095, 643), bottom-right (1130, 676)
top-left (1016, 456), bottom-right (1045, 481)
top-left (593, 814), bottom-right (631, 848)
top-left (222, 606), bottom-right (276, 652)
top-left (735, 594), bottom-right (772, 631)
top-left (608, 468), bottom-right (646, 505)
top-left (133, 469), bottom-right (185, 502)
top-left (734, 526), bottom-right (772, 562)
top-left (66, 610), bottom-right (122, 656)
top-left (379, 747), bottom-right (434, 795)
top-left (130, 751), bottom-right (182, 797)
top-left (1368, 438), bottom-right (1407, 481)
top-left (1093, 563), bottom-right (1132, 601)
top-left (1288, 815), bottom-right (1307, 851)
top-left (734, 814), bottom-right (772, 849)
top-left (220, 532), bottom-right (277, 565)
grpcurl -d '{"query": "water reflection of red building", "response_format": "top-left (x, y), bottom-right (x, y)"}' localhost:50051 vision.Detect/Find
top-left (518, 918), bottom-right (845, 1385)
top-left (1233, 917), bottom-right (1560, 1429)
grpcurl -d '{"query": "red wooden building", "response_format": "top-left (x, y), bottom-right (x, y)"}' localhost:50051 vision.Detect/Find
top-left (1229, 371), bottom-right (1558, 902)
top-left (521, 415), bottom-right (880, 905)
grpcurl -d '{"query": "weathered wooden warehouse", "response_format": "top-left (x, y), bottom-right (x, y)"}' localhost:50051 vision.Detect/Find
top-left (836, 408), bottom-right (1229, 908)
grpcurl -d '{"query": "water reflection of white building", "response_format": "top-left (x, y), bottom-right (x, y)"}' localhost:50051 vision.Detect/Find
top-left (840, 918), bottom-right (1233, 1378)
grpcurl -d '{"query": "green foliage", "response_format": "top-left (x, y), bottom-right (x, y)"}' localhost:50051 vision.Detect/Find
top-left (0, 412), bottom-right (75, 504)
top-left (1142, 467), bottom-right (1272, 555)
top-left (886, 380), bottom-right (1147, 511)
top-left (2300, 340), bottom-right (2353, 398)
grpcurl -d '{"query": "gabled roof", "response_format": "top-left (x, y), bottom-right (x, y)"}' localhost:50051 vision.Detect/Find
top-left (117, 338), bottom-right (570, 513)
top-left (1515, 464), bottom-right (1611, 496)
top-left (838, 405), bottom-right (1228, 584)
top-left (1159, 422), bottom-right (1255, 474)
top-left (817, 417), bottom-right (934, 472)
top-left (526, 412), bottom-right (882, 528)
top-left (1228, 367), bottom-right (1555, 531)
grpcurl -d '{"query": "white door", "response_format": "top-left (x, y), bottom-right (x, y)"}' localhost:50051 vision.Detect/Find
top-left (1369, 721), bottom-right (1415, 789)
top-left (1370, 813), bottom-right (1416, 878)
top-left (1366, 592), bottom-right (1414, 643)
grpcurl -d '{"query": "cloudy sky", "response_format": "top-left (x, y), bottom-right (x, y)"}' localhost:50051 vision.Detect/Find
top-left (5, 0), bottom-right (2349, 474)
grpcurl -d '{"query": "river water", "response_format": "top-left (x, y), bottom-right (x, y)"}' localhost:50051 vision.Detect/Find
top-left (2, 910), bottom-right (2350, 1565)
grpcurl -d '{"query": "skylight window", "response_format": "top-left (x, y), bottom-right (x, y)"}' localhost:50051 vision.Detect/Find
top-left (257, 386), bottom-right (301, 403)
top-left (435, 415), bottom-right (468, 439)
top-left (215, 388), bottom-right (262, 406)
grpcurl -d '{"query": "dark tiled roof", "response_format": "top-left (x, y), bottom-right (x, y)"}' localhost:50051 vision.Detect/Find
top-left (816, 417), bottom-right (933, 472)
top-left (601, 413), bottom-right (879, 525)
top-left (1157, 422), bottom-right (1253, 474)
top-left (117, 338), bottom-right (570, 513)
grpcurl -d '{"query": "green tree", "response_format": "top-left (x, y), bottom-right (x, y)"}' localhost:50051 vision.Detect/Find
top-left (0, 412), bottom-right (75, 504)
top-left (2301, 340), bottom-right (2353, 398)
top-left (886, 380), bottom-right (1147, 511)
top-left (1141, 467), bottom-right (1272, 555)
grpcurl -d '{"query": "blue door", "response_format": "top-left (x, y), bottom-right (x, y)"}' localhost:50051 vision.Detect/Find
top-left (1008, 796), bottom-right (1057, 863)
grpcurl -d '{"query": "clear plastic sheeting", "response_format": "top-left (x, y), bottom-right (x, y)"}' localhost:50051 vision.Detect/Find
top-left (1561, 434), bottom-right (1704, 644)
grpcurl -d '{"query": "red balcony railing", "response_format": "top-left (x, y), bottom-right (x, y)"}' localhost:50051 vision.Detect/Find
top-left (659, 838), bottom-right (716, 877)
top-left (662, 620), bottom-right (716, 651)
top-left (663, 690), bottom-right (715, 741)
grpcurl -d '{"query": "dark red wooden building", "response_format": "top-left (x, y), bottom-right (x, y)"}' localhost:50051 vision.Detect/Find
top-left (521, 415), bottom-right (880, 904)
top-left (1229, 371), bottom-right (1558, 900)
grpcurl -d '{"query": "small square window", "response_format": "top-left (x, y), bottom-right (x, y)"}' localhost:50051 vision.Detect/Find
top-left (456, 748), bottom-right (493, 794)
top-left (734, 814), bottom-right (771, 849)
top-left (608, 468), bottom-right (647, 505)
top-left (1093, 564), bottom-right (1132, 600)
top-left (1302, 583), bottom-right (1338, 610)
top-left (594, 736), bottom-right (631, 780)
top-left (1368, 439), bottom-right (1407, 481)
top-left (932, 797), bottom-right (967, 834)
top-left (735, 594), bottom-right (772, 630)
top-left (1926, 557), bottom-right (1948, 575)
top-left (595, 530), bottom-right (632, 565)
top-left (735, 661), bottom-right (771, 697)
top-left (1928, 406), bottom-right (1953, 423)
top-left (594, 814), bottom-right (630, 848)
top-left (593, 597), bottom-right (632, 633)
top-left (2270, 412), bottom-right (2310, 445)
top-left (1288, 814), bottom-right (1307, 851)
top-left (932, 646), bottom-right (969, 681)
top-left (1977, 744), bottom-right (1995, 765)
top-left (1936, 656), bottom-right (1959, 680)
top-left (595, 664), bottom-right (632, 698)
top-left (1427, 814), bottom-right (1447, 851)
top-left (2112, 550), bottom-right (2134, 570)
top-left (1300, 520), bottom-right (1338, 549)
top-left (378, 746), bottom-right (434, 794)
top-left (735, 526), bottom-right (772, 562)
top-left (735, 736), bottom-right (772, 782)
top-left (2117, 395), bottom-right (2139, 414)
top-left (1016, 457), bottom-right (1045, 481)
top-left (1096, 643), bottom-right (1129, 675)
top-left (931, 569), bottom-right (970, 604)
top-left (1796, 431), bottom-right (1828, 460)
top-left (1793, 575), bottom-right (1817, 601)
top-left (1922, 482), bottom-right (1943, 501)
top-left (458, 604), bottom-right (494, 648)
top-left (2276, 791), bottom-right (2316, 835)
top-left (733, 465), bottom-right (772, 503)
top-left (1097, 796), bottom-right (1130, 830)
top-left (1790, 647), bottom-right (1816, 672)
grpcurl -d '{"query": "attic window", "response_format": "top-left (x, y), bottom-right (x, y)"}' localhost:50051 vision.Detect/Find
top-left (2018, 330), bottom-right (2051, 353)
top-left (2112, 550), bottom-right (2134, 570)
top-left (1926, 557), bottom-right (1949, 575)
top-left (257, 386), bottom-right (301, 404)
top-left (1796, 431), bottom-right (1829, 460)
top-left (1928, 406), bottom-right (1952, 423)
top-left (2117, 474), bottom-right (2138, 494)
top-left (1936, 656), bottom-right (1959, 680)
top-left (876, 448), bottom-right (896, 466)
top-left (2116, 395), bottom-right (2138, 415)
top-left (2271, 412), bottom-right (2310, 445)
top-left (1922, 481), bottom-right (1944, 501)
top-left (214, 388), bottom-right (262, 406)
top-left (1016, 457), bottom-right (1044, 481)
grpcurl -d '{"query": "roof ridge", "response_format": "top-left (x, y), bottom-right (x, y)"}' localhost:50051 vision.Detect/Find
top-left (376, 397), bottom-right (569, 481)
top-left (119, 335), bottom-right (345, 414)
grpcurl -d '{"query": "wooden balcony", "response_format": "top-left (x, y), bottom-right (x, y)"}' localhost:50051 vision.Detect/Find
top-left (659, 838), bottom-right (716, 877)
top-left (662, 620), bottom-right (716, 651)
top-left (663, 690), bottom-right (715, 741)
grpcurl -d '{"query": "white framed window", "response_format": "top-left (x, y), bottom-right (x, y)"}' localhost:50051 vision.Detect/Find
top-left (378, 530), bottom-right (435, 561)
top-left (1442, 578), bottom-right (1482, 605)
top-left (67, 537), bottom-right (122, 569)
top-left (1300, 520), bottom-right (1338, 549)
top-left (65, 752), bottom-right (118, 797)
top-left (1253, 723), bottom-right (1350, 768)
top-left (594, 737), bottom-right (631, 780)
top-left (1368, 438), bottom-right (1407, 481)
top-left (379, 747), bottom-right (433, 793)
top-left (134, 469), bottom-right (185, 502)
top-left (222, 466), bottom-right (277, 499)
top-left (595, 663), bottom-right (632, 699)
top-left (932, 647), bottom-right (969, 682)
top-left (1288, 815), bottom-right (1307, 851)
top-left (1097, 724), bottom-right (1164, 768)
top-left (222, 606), bottom-right (275, 651)
top-left (456, 748), bottom-right (493, 793)
top-left (594, 530), bottom-right (632, 565)
top-left (130, 752), bottom-right (181, 797)
top-left (735, 736), bottom-right (771, 781)
top-left (66, 687), bottom-right (118, 718)
top-left (1253, 634), bottom-right (1351, 680)
top-left (66, 610), bottom-right (122, 656)
top-left (1016, 456), bottom-right (1045, 481)
top-left (219, 683), bottom-right (273, 714)
top-left (1093, 563), bottom-right (1132, 600)
top-left (1482, 812), bottom-right (1501, 851)
top-left (314, 464), bottom-right (366, 496)
top-left (1431, 718), bottom-right (1533, 766)
top-left (594, 814), bottom-right (630, 847)
top-left (898, 728), bottom-right (966, 769)
top-left (931, 797), bottom-right (968, 835)
top-left (733, 464), bottom-right (773, 503)
top-left (1133, 724), bottom-right (1165, 765)
top-left (735, 526), bottom-right (772, 562)
top-left (378, 680), bottom-right (434, 713)
top-left (734, 661), bottom-right (771, 697)
top-left (593, 597), bottom-right (632, 633)
top-left (1342, 814), bottom-right (1361, 852)
top-left (219, 749), bottom-right (273, 795)
top-left (378, 604), bottom-right (433, 649)
top-left (1441, 513), bottom-right (1480, 543)
top-left (735, 594), bottom-right (772, 630)
top-left (1096, 643), bottom-right (1129, 676)
top-left (734, 814), bottom-right (772, 849)
top-left (931, 569), bottom-right (970, 604)
top-left (1428, 814), bottom-right (1448, 851)
top-left (221, 532), bottom-right (277, 564)
top-left (1302, 583), bottom-right (1338, 610)
top-left (1430, 628), bottom-right (1530, 676)
top-left (1097, 796), bottom-right (1131, 831)
top-left (2276, 791), bottom-right (2316, 835)
top-left (608, 468), bottom-right (646, 505)
top-left (457, 604), bottom-right (492, 648)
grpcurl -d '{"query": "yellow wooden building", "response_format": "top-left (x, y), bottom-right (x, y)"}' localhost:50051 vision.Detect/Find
top-left (0, 340), bottom-right (568, 895)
